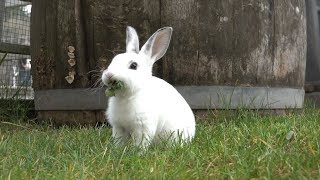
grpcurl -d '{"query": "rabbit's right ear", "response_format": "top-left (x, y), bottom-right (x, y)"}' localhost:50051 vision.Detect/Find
top-left (126, 26), bottom-right (139, 53)
top-left (140, 27), bottom-right (172, 64)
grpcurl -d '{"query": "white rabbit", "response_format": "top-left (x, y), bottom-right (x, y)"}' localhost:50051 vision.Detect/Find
top-left (102, 26), bottom-right (195, 148)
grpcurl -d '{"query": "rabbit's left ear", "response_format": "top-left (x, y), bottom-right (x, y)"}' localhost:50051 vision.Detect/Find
top-left (126, 26), bottom-right (139, 53)
top-left (140, 27), bottom-right (172, 63)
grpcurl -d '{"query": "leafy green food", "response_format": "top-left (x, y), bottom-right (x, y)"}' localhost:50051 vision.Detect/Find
top-left (105, 81), bottom-right (125, 97)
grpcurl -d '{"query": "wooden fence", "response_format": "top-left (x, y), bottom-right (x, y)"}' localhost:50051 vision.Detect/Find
top-left (31, 0), bottom-right (307, 125)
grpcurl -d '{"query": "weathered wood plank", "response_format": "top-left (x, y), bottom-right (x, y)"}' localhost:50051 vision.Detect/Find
top-left (273, 0), bottom-right (306, 87)
top-left (31, 0), bottom-right (91, 89)
top-left (160, 0), bottom-right (306, 88)
top-left (35, 88), bottom-right (107, 110)
top-left (55, 0), bottom-right (78, 88)
top-left (197, 0), bottom-right (234, 85)
top-left (75, 0), bottom-right (89, 87)
top-left (81, 0), bottom-right (96, 88)
top-left (232, 0), bottom-right (274, 86)
top-left (177, 86), bottom-right (304, 109)
top-left (34, 86), bottom-right (304, 110)
top-left (161, 0), bottom-right (199, 85)
top-left (31, 0), bottom-right (57, 90)
top-left (254, 1), bottom-right (275, 86)
top-left (85, 0), bottom-right (161, 86)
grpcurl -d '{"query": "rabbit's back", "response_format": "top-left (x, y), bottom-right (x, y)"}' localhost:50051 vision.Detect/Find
top-left (151, 77), bottom-right (195, 140)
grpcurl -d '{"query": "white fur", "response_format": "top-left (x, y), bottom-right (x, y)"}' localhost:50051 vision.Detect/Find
top-left (102, 26), bottom-right (195, 148)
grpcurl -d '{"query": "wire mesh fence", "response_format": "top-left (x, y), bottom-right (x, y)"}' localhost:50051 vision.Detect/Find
top-left (0, 0), bottom-right (32, 100)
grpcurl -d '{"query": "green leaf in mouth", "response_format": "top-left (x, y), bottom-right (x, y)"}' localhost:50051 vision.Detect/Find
top-left (105, 81), bottom-right (125, 97)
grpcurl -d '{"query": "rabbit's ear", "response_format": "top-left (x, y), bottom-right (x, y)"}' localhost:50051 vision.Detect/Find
top-left (126, 26), bottom-right (139, 53)
top-left (140, 27), bottom-right (172, 62)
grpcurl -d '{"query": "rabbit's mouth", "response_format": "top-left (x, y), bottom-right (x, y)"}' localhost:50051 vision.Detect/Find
top-left (105, 80), bottom-right (126, 97)
top-left (102, 71), bottom-right (126, 93)
top-left (107, 80), bottom-right (117, 87)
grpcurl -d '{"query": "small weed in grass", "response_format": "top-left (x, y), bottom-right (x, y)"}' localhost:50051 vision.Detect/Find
top-left (0, 99), bottom-right (33, 123)
top-left (0, 106), bottom-right (319, 179)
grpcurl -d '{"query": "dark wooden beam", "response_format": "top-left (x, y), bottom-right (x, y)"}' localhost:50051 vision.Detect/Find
top-left (305, 81), bottom-right (320, 93)
top-left (305, 92), bottom-right (320, 107)
top-left (0, 42), bottom-right (30, 55)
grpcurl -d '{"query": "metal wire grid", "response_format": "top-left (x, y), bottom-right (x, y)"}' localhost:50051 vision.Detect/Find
top-left (1, 0), bottom-right (31, 45)
top-left (0, 0), bottom-right (32, 99)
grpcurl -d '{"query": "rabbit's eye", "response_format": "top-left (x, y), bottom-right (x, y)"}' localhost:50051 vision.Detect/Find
top-left (129, 62), bottom-right (138, 70)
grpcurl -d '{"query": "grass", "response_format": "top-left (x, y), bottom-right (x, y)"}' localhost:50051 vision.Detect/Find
top-left (0, 105), bottom-right (319, 179)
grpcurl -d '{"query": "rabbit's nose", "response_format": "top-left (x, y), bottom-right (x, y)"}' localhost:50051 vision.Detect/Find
top-left (104, 72), bottom-right (112, 79)
top-left (102, 71), bottom-right (115, 85)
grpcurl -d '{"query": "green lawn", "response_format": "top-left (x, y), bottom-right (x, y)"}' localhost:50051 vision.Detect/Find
top-left (0, 106), bottom-right (319, 179)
